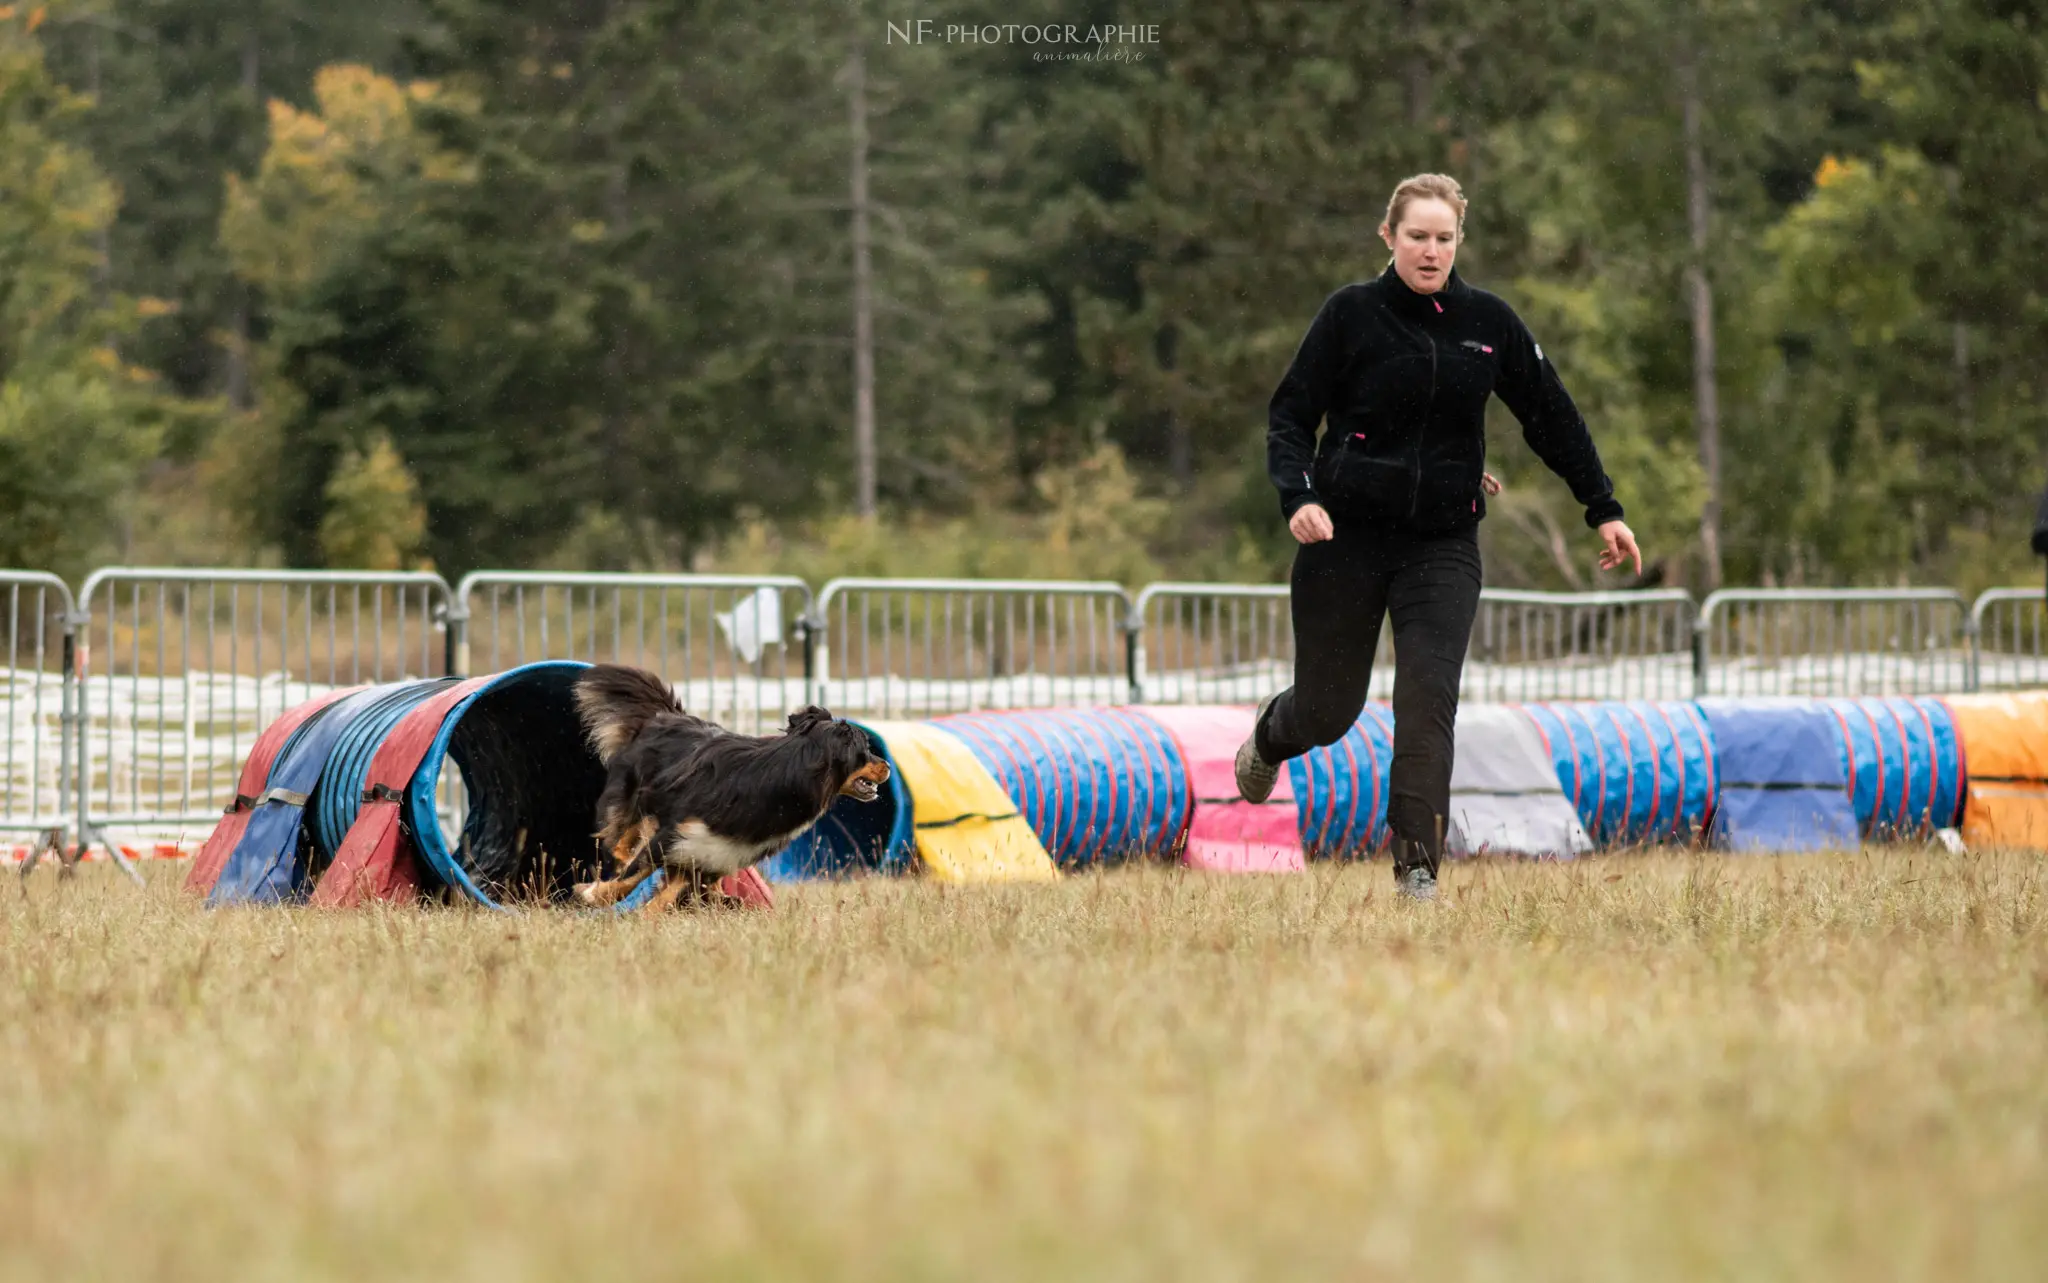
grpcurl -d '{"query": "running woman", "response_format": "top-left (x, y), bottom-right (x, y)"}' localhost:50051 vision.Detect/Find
top-left (1236, 173), bottom-right (1642, 900)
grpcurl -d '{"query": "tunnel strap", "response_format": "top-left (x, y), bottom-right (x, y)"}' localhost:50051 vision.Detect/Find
top-left (311, 676), bottom-right (493, 909)
top-left (914, 810), bottom-right (1022, 830)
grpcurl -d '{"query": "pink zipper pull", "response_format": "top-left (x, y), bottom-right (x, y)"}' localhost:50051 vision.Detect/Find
top-left (1432, 298), bottom-right (1443, 313)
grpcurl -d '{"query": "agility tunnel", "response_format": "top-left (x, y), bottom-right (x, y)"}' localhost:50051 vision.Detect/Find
top-left (1819, 697), bottom-right (1964, 840)
top-left (1520, 702), bottom-right (1718, 847)
top-left (757, 720), bottom-right (914, 880)
top-left (934, 709), bottom-right (1186, 868)
top-left (761, 719), bottom-right (1057, 883)
top-left (188, 685), bottom-right (359, 897)
top-left (210, 681), bottom-right (453, 905)
top-left (1286, 703), bottom-right (1395, 861)
top-left (192, 677), bottom-right (2048, 911)
top-left (1272, 701), bottom-right (1588, 861)
top-left (1941, 692), bottom-right (2048, 850)
top-left (200, 662), bottom-right (614, 908)
top-left (201, 661), bottom-right (774, 911)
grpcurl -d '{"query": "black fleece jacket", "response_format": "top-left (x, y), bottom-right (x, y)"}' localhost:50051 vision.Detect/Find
top-left (1268, 263), bottom-right (1623, 533)
top-left (2034, 485), bottom-right (2048, 556)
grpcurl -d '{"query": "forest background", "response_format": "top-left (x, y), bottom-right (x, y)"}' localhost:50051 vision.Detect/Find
top-left (4, 0), bottom-right (2045, 596)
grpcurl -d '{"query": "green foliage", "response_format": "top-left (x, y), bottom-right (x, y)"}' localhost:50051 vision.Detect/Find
top-left (0, 8), bottom-right (173, 576)
top-left (6, 0), bottom-right (2045, 585)
top-left (709, 444), bottom-right (1166, 587)
top-left (317, 430), bottom-right (429, 570)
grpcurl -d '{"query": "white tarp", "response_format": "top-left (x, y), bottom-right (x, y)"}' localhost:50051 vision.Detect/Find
top-left (1445, 704), bottom-right (1592, 859)
top-left (714, 586), bottom-right (784, 665)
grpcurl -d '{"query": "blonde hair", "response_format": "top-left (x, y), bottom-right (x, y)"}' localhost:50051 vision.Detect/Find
top-left (1383, 173), bottom-right (1467, 236)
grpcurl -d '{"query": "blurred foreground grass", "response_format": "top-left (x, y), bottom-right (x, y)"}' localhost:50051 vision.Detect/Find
top-left (2, 850), bottom-right (2045, 1282)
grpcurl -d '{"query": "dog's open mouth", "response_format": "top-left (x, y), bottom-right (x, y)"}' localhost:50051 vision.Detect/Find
top-left (841, 760), bottom-right (891, 802)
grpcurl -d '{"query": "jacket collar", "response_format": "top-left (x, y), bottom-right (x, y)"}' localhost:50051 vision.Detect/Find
top-left (1379, 260), bottom-right (1466, 317)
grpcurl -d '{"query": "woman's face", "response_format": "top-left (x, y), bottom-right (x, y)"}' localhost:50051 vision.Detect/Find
top-left (1378, 197), bottom-right (1460, 294)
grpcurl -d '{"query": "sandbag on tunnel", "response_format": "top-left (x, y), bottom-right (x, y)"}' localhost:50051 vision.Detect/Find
top-left (1695, 699), bottom-right (1860, 852)
top-left (1137, 704), bottom-right (1301, 871)
top-left (1446, 705), bottom-right (1592, 859)
top-left (1940, 691), bottom-right (2048, 850)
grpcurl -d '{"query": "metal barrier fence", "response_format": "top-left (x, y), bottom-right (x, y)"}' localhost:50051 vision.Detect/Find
top-left (809, 578), bottom-right (1133, 717)
top-left (0, 573), bottom-right (75, 840)
top-left (1693, 588), bottom-right (1973, 697)
top-left (1131, 584), bottom-right (1696, 704)
top-left (1132, 583), bottom-right (1298, 705)
top-left (1470, 589), bottom-right (1697, 701)
top-left (5, 564), bottom-right (2044, 864)
top-left (450, 572), bottom-right (812, 734)
top-left (1971, 587), bottom-right (2048, 692)
top-left (74, 568), bottom-right (451, 847)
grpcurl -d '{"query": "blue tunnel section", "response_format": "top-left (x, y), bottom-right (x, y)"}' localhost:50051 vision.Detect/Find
top-left (310, 678), bottom-right (458, 863)
top-left (1819, 697), bottom-right (1964, 838)
top-left (756, 721), bottom-right (913, 882)
top-left (1520, 702), bottom-right (1717, 846)
top-left (1289, 703), bottom-right (1396, 859)
top-left (404, 661), bottom-right (609, 909)
top-left (934, 709), bottom-right (1188, 866)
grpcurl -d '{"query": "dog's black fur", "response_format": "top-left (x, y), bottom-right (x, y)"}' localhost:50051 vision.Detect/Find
top-left (571, 664), bottom-right (890, 910)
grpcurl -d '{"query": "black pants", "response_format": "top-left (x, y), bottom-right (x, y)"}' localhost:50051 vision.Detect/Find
top-left (1255, 521), bottom-right (1483, 861)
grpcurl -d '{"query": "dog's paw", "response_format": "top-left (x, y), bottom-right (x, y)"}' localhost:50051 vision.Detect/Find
top-left (571, 880), bottom-right (604, 906)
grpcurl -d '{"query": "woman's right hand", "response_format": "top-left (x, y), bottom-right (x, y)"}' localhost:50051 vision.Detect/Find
top-left (1288, 503), bottom-right (1335, 544)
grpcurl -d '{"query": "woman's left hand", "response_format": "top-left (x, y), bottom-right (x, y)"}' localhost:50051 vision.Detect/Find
top-left (1597, 521), bottom-right (1642, 576)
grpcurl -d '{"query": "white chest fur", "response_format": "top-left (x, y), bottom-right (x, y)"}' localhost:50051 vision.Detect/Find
top-left (661, 818), bottom-right (813, 875)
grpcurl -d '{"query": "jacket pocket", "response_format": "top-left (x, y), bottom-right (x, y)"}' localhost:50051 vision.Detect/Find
top-left (1412, 452), bottom-right (1485, 528)
top-left (1317, 435), bottom-right (1414, 513)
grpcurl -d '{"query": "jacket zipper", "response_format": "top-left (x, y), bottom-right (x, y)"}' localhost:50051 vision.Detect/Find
top-left (1410, 326), bottom-right (1438, 520)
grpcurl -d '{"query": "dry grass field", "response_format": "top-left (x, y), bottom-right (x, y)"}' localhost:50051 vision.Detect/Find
top-left (3, 849), bottom-right (2045, 1282)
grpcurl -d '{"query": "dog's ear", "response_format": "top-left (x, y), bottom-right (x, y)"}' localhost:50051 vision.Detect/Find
top-left (784, 705), bottom-right (836, 735)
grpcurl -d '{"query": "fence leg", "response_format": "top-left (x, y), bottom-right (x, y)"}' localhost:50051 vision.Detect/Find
top-left (56, 610), bottom-right (143, 888)
top-left (1691, 620), bottom-right (1709, 700)
top-left (19, 610), bottom-right (80, 877)
top-left (799, 614), bottom-right (816, 709)
top-left (1965, 612), bottom-right (1981, 693)
top-left (1125, 611), bottom-right (1145, 706)
top-left (21, 617), bottom-right (78, 884)
top-left (444, 601), bottom-right (469, 679)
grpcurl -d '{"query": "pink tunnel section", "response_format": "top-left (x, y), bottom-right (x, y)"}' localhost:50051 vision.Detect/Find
top-left (1135, 705), bottom-right (1304, 873)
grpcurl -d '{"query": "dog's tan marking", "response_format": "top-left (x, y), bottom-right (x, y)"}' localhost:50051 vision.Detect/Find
top-left (572, 870), bottom-right (653, 908)
top-left (838, 758), bottom-right (893, 798)
top-left (609, 816), bottom-right (658, 875)
top-left (572, 816), bottom-right (661, 907)
top-left (641, 870), bottom-right (697, 913)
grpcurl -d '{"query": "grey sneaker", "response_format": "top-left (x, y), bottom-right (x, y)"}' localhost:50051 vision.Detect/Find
top-left (1397, 865), bottom-right (1438, 901)
top-left (1391, 836), bottom-right (1440, 901)
top-left (1235, 692), bottom-right (1282, 803)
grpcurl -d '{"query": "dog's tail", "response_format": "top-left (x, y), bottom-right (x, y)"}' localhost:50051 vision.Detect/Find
top-left (574, 664), bottom-right (686, 763)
